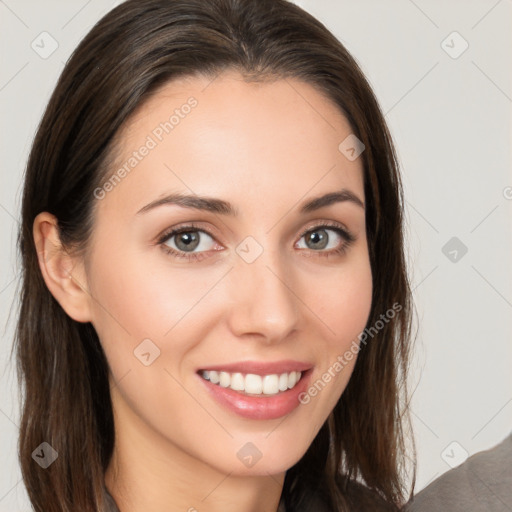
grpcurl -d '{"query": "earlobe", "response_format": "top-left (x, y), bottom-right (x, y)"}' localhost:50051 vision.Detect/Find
top-left (33, 212), bottom-right (93, 323)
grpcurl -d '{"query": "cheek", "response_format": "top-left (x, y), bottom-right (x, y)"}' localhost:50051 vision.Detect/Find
top-left (302, 253), bottom-right (372, 406)
top-left (86, 243), bottom-right (216, 342)
top-left (313, 255), bottom-right (373, 345)
top-left (85, 243), bottom-right (232, 398)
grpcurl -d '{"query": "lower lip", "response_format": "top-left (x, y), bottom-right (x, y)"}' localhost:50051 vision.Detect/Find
top-left (198, 370), bottom-right (312, 420)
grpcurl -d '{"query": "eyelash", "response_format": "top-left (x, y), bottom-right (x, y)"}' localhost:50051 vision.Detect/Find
top-left (157, 221), bottom-right (356, 262)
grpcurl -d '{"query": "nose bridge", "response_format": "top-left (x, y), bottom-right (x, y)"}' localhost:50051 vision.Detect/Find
top-left (227, 238), bottom-right (300, 341)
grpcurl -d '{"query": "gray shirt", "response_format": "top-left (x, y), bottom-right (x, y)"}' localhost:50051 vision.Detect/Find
top-left (405, 432), bottom-right (512, 512)
top-left (103, 485), bottom-right (120, 512)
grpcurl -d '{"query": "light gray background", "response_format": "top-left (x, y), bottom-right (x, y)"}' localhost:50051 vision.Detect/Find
top-left (1, 0), bottom-right (511, 510)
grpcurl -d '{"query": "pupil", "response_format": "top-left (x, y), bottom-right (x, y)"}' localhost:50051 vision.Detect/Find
top-left (177, 232), bottom-right (199, 251)
top-left (308, 230), bottom-right (327, 249)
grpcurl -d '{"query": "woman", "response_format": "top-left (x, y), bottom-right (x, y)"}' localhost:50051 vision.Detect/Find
top-left (14, 0), bottom-right (415, 510)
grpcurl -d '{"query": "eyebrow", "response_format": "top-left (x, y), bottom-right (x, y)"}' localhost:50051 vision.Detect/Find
top-left (136, 189), bottom-right (364, 216)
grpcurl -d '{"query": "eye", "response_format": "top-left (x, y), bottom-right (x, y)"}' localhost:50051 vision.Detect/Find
top-left (295, 223), bottom-right (356, 257)
top-left (158, 223), bottom-right (219, 261)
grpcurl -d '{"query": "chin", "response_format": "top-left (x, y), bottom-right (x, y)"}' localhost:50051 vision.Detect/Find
top-left (206, 434), bottom-right (313, 477)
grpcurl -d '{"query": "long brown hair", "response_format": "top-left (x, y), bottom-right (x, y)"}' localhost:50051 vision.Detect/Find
top-left (14, 1), bottom-right (415, 510)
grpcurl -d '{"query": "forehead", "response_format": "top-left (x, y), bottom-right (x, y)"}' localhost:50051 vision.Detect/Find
top-left (97, 70), bottom-right (365, 217)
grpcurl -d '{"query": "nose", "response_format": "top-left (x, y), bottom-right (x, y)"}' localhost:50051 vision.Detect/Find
top-left (226, 245), bottom-right (301, 344)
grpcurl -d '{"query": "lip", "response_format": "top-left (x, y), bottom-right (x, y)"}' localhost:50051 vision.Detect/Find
top-left (197, 359), bottom-right (312, 376)
top-left (197, 365), bottom-right (313, 421)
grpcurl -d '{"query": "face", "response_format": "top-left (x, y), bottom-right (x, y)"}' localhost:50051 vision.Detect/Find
top-left (83, 70), bottom-right (372, 477)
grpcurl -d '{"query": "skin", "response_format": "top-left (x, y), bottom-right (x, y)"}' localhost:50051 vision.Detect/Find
top-left (34, 70), bottom-right (373, 512)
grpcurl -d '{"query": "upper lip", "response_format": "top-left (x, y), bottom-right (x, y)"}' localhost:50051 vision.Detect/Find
top-left (198, 360), bottom-right (313, 375)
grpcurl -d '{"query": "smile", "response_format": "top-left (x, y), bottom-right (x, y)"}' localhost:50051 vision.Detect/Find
top-left (200, 370), bottom-right (302, 396)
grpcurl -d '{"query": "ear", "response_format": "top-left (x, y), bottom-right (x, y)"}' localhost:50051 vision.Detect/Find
top-left (33, 212), bottom-right (93, 323)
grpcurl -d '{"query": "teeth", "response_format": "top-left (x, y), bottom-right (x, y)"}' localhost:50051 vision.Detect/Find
top-left (230, 372), bottom-right (245, 391)
top-left (245, 374), bottom-right (263, 394)
top-left (278, 373), bottom-right (288, 391)
top-left (262, 374), bottom-right (279, 395)
top-left (201, 370), bottom-right (302, 395)
top-left (219, 371), bottom-right (230, 387)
